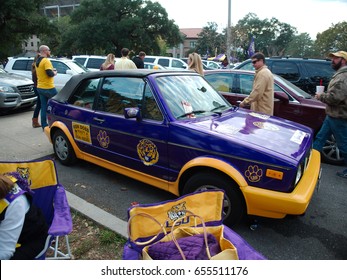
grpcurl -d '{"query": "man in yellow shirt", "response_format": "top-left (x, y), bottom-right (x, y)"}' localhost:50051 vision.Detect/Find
top-left (35, 45), bottom-right (57, 129)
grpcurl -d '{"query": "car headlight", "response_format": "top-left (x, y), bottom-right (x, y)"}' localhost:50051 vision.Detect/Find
top-left (295, 164), bottom-right (302, 185)
top-left (0, 86), bottom-right (16, 93)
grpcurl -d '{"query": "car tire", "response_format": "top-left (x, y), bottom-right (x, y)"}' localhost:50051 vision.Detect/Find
top-left (53, 130), bottom-right (77, 165)
top-left (182, 172), bottom-right (246, 226)
top-left (321, 134), bottom-right (345, 166)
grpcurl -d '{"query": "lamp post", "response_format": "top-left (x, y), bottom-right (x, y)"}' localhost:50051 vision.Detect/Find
top-left (227, 0), bottom-right (232, 65)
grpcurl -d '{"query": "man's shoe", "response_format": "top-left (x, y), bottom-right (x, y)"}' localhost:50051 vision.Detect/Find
top-left (336, 169), bottom-right (347, 179)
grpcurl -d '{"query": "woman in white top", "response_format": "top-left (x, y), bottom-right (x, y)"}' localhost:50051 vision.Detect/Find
top-left (0, 174), bottom-right (48, 260)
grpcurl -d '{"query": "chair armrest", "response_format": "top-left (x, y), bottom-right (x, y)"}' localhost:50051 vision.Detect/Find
top-left (48, 185), bottom-right (73, 236)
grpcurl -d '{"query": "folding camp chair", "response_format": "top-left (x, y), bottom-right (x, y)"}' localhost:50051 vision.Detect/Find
top-left (0, 159), bottom-right (73, 260)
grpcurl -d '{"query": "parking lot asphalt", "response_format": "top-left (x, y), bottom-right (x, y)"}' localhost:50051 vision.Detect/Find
top-left (0, 108), bottom-right (128, 238)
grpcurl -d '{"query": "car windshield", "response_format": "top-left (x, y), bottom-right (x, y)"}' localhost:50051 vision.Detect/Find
top-left (275, 75), bottom-right (312, 99)
top-left (65, 60), bottom-right (90, 73)
top-left (156, 74), bottom-right (232, 119)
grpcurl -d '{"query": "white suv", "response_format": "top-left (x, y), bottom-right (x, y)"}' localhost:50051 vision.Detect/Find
top-left (143, 56), bottom-right (187, 70)
top-left (5, 57), bottom-right (89, 91)
top-left (72, 55), bottom-right (106, 71)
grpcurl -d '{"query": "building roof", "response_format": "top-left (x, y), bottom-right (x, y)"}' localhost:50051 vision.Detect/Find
top-left (180, 28), bottom-right (203, 39)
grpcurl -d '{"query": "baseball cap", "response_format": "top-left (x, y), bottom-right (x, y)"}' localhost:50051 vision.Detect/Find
top-left (328, 51), bottom-right (347, 60)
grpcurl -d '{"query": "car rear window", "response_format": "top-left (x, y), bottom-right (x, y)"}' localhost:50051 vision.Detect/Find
top-left (303, 61), bottom-right (334, 84)
top-left (74, 57), bottom-right (86, 64)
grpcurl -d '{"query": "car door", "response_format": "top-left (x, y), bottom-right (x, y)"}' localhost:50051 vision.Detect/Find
top-left (90, 76), bottom-right (169, 182)
top-left (51, 60), bottom-right (73, 90)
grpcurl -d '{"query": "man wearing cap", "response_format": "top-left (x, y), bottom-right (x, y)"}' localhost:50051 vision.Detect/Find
top-left (313, 51), bottom-right (347, 179)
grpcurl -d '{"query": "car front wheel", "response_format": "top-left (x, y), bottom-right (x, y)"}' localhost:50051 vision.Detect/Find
top-left (182, 172), bottom-right (246, 226)
top-left (53, 130), bottom-right (77, 165)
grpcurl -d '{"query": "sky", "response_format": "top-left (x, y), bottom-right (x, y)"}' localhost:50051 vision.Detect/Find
top-left (154, 0), bottom-right (347, 39)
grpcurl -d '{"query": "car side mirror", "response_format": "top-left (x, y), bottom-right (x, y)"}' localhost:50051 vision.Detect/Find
top-left (274, 91), bottom-right (289, 103)
top-left (66, 70), bottom-right (74, 75)
top-left (124, 107), bottom-right (142, 121)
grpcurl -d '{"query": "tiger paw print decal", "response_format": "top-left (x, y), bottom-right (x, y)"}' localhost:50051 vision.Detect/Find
top-left (97, 130), bottom-right (110, 148)
top-left (245, 165), bottom-right (263, 182)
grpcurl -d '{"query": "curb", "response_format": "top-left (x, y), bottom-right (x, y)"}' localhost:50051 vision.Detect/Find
top-left (66, 191), bottom-right (128, 238)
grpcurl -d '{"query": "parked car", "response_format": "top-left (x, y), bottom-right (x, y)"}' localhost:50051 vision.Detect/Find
top-left (5, 57), bottom-right (89, 91)
top-left (202, 60), bottom-right (221, 69)
top-left (234, 57), bottom-right (334, 95)
top-left (0, 68), bottom-right (36, 113)
top-left (204, 69), bottom-right (344, 165)
top-left (72, 55), bottom-right (107, 71)
top-left (144, 62), bottom-right (166, 70)
top-left (144, 56), bottom-right (187, 70)
top-left (44, 70), bottom-right (320, 225)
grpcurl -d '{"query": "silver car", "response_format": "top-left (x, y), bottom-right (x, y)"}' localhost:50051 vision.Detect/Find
top-left (0, 68), bottom-right (36, 113)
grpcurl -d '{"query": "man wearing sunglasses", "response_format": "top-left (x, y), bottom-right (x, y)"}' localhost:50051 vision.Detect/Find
top-left (239, 52), bottom-right (274, 115)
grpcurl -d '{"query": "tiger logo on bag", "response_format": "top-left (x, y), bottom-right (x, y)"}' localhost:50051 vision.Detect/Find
top-left (17, 167), bottom-right (31, 186)
top-left (167, 202), bottom-right (186, 221)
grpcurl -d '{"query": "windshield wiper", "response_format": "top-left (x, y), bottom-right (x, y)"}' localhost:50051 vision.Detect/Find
top-left (177, 110), bottom-right (206, 119)
top-left (210, 105), bottom-right (228, 116)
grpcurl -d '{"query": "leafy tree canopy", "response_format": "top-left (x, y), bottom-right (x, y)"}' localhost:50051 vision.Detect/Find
top-left (0, 0), bottom-right (52, 58)
top-left (61, 0), bottom-right (182, 57)
top-left (315, 21), bottom-right (347, 57)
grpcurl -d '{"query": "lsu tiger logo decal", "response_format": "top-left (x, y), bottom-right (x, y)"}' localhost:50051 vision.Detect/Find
top-left (167, 202), bottom-right (186, 221)
top-left (16, 167), bottom-right (32, 186)
top-left (137, 139), bottom-right (159, 166)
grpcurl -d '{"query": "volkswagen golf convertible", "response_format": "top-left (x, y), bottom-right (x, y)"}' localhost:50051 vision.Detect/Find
top-left (44, 70), bottom-right (321, 225)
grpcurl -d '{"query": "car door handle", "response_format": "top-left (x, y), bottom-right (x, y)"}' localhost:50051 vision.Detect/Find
top-left (93, 117), bottom-right (105, 123)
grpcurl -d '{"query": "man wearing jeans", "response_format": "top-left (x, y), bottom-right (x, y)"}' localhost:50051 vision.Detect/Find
top-left (35, 45), bottom-right (57, 129)
top-left (313, 51), bottom-right (347, 179)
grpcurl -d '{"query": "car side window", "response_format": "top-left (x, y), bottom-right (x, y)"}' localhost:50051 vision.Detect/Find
top-left (51, 61), bottom-right (70, 74)
top-left (68, 78), bottom-right (100, 109)
top-left (238, 61), bottom-right (254, 71)
top-left (12, 60), bottom-right (32, 71)
top-left (304, 62), bottom-right (334, 84)
top-left (158, 58), bottom-right (169, 67)
top-left (205, 73), bottom-right (232, 92)
top-left (142, 84), bottom-right (163, 121)
top-left (86, 58), bottom-right (104, 69)
top-left (98, 77), bottom-right (143, 115)
top-left (271, 61), bottom-right (300, 81)
top-left (74, 58), bottom-right (86, 65)
top-left (172, 59), bottom-right (185, 69)
top-left (239, 74), bottom-right (254, 95)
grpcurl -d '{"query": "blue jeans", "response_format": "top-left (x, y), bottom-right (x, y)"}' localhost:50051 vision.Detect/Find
top-left (32, 87), bottom-right (41, 119)
top-left (313, 116), bottom-right (347, 165)
top-left (37, 87), bottom-right (58, 129)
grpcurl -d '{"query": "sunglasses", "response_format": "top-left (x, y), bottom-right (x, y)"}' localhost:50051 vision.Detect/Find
top-left (252, 60), bottom-right (258, 64)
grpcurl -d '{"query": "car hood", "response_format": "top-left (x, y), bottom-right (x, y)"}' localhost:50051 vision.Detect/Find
top-left (0, 72), bottom-right (33, 86)
top-left (183, 108), bottom-right (312, 163)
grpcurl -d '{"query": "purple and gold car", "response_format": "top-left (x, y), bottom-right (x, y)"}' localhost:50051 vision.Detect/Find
top-left (45, 70), bottom-right (321, 225)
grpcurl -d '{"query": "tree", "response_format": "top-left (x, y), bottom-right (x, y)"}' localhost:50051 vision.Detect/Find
top-left (314, 21), bottom-right (347, 58)
top-left (286, 33), bottom-right (316, 58)
top-left (195, 22), bottom-right (225, 58)
top-left (60, 0), bottom-right (182, 56)
top-left (0, 0), bottom-right (52, 58)
top-left (234, 13), bottom-right (297, 57)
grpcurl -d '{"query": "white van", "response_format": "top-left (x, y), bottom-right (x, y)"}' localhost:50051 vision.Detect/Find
top-left (143, 56), bottom-right (187, 70)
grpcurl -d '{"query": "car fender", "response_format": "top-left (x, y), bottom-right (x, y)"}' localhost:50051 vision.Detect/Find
top-left (174, 157), bottom-right (248, 195)
top-left (46, 121), bottom-right (84, 159)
